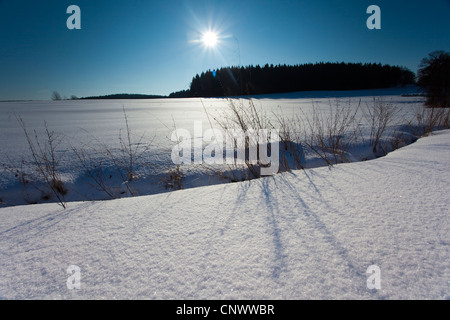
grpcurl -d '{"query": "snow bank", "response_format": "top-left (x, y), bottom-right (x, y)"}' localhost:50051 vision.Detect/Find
top-left (0, 130), bottom-right (448, 300)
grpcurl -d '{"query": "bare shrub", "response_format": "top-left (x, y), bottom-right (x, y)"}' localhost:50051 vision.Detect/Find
top-left (164, 165), bottom-right (183, 190)
top-left (16, 116), bottom-right (67, 208)
top-left (410, 106), bottom-right (450, 137)
top-left (362, 97), bottom-right (397, 154)
top-left (118, 106), bottom-right (149, 182)
top-left (299, 99), bottom-right (360, 165)
top-left (74, 106), bottom-right (155, 197)
top-left (206, 98), bottom-right (276, 179)
top-left (272, 108), bottom-right (305, 171)
top-left (385, 126), bottom-right (418, 152)
top-left (71, 145), bottom-right (117, 199)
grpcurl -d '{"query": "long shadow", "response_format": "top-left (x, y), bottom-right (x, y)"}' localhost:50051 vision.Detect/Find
top-left (216, 180), bottom-right (252, 237)
top-left (0, 202), bottom-right (92, 248)
top-left (260, 177), bottom-right (287, 279)
top-left (256, 170), bottom-right (374, 295)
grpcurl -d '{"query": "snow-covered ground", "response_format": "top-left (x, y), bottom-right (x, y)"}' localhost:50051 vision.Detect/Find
top-left (0, 87), bottom-right (428, 207)
top-left (0, 88), bottom-right (448, 300)
top-left (0, 127), bottom-right (448, 299)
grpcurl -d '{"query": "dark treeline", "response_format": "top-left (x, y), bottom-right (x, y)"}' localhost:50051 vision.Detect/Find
top-left (168, 89), bottom-right (190, 98)
top-left (189, 62), bottom-right (416, 97)
top-left (81, 93), bottom-right (166, 100)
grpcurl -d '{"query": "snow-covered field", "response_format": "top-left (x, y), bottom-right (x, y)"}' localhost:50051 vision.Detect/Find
top-left (0, 87), bottom-right (448, 300)
top-left (0, 87), bottom-right (428, 207)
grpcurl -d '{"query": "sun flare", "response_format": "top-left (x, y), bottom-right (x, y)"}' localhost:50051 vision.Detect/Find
top-left (202, 31), bottom-right (218, 48)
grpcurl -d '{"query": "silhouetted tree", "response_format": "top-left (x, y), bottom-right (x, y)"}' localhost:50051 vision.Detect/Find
top-left (51, 91), bottom-right (62, 101)
top-left (169, 89), bottom-right (190, 98)
top-left (189, 62), bottom-right (415, 98)
top-left (417, 51), bottom-right (450, 108)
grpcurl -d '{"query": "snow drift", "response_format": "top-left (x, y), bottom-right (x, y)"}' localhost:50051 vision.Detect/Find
top-left (0, 129), bottom-right (448, 300)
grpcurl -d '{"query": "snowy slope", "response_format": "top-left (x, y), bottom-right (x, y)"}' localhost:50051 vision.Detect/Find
top-left (0, 130), bottom-right (448, 300)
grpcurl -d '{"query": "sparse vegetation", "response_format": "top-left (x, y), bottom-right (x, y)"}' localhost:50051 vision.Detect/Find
top-left (164, 165), bottom-right (183, 190)
top-left (72, 106), bottom-right (156, 198)
top-left (71, 145), bottom-right (117, 199)
top-left (7, 94), bottom-right (450, 207)
top-left (362, 97), bottom-right (397, 155)
top-left (410, 105), bottom-right (450, 137)
top-left (16, 116), bottom-right (67, 208)
top-left (300, 99), bottom-right (360, 165)
top-left (208, 98), bottom-right (275, 179)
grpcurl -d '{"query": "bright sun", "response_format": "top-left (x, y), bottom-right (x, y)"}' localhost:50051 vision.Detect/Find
top-left (202, 31), bottom-right (218, 48)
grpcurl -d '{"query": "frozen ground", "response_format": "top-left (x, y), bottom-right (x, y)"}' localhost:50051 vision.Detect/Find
top-left (0, 87), bottom-right (429, 207)
top-left (0, 127), bottom-right (448, 299)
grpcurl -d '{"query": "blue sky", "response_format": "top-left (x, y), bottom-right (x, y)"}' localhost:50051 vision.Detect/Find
top-left (1, 0), bottom-right (449, 100)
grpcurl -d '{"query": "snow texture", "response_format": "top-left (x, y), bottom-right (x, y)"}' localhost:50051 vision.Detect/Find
top-left (0, 129), bottom-right (448, 300)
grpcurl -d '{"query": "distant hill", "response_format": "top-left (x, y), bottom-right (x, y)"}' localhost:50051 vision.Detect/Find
top-left (81, 93), bottom-right (167, 100)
